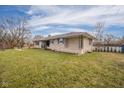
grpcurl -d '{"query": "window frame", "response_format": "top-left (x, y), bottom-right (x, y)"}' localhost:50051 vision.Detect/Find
top-left (58, 38), bottom-right (64, 44)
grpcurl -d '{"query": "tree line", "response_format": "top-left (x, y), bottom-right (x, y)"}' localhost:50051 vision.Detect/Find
top-left (0, 17), bottom-right (31, 50)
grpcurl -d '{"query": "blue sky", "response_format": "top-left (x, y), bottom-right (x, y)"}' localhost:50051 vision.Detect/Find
top-left (0, 5), bottom-right (124, 37)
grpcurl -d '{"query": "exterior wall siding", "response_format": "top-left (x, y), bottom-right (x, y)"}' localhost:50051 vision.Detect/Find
top-left (66, 37), bottom-right (79, 50)
top-left (47, 37), bottom-right (82, 54)
top-left (82, 38), bottom-right (93, 53)
top-left (47, 37), bottom-right (93, 54)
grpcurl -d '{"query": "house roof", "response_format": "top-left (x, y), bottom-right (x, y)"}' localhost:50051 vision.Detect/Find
top-left (33, 32), bottom-right (95, 41)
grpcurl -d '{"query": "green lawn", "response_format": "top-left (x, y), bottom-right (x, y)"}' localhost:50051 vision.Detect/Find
top-left (0, 49), bottom-right (124, 88)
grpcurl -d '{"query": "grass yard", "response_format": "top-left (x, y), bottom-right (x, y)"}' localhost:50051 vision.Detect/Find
top-left (0, 49), bottom-right (124, 88)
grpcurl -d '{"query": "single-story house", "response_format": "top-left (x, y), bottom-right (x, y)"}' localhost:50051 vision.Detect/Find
top-left (33, 32), bottom-right (95, 54)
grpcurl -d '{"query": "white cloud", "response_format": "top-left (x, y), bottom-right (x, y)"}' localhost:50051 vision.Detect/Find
top-left (27, 6), bottom-right (62, 15)
top-left (47, 27), bottom-right (89, 36)
top-left (27, 5), bottom-right (124, 34)
top-left (50, 32), bottom-right (63, 36)
top-left (31, 26), bottom-right (49, 31)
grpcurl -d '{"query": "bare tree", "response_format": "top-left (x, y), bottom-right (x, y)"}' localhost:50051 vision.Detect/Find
top-left (94, 22), bottom-right (105, 41)
top-left (0, 17), bottom-right (31, 49)
top-left (0, 23), bottom-right (8, 49)
top-left (104, 33), bottom-right (115, 44)
top-left (118, 36), bottom-right (124, 44)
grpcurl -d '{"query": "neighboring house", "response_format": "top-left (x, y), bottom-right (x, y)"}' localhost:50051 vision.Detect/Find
top-left (33, 32), bottom-right (95, 54)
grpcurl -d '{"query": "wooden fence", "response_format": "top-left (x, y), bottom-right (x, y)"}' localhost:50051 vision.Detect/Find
top-left (93, 46), bottom-right (122, 53)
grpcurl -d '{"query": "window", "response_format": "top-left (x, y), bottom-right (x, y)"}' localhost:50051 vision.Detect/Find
top-left (58, 38), bottom-right (64, 44)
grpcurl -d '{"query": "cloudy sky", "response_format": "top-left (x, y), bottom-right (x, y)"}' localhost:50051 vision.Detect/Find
top-left (0, 5), bottom-right (124, 37)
